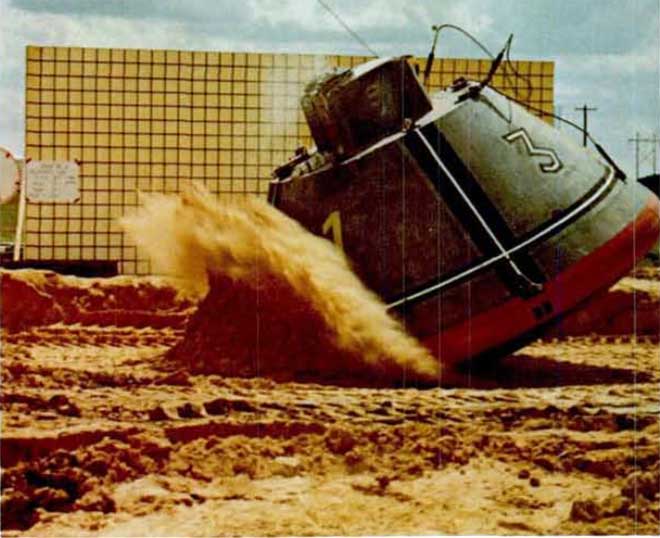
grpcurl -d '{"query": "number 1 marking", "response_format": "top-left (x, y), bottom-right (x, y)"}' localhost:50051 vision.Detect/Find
top-left (322, 210), bottom-right (344, 250)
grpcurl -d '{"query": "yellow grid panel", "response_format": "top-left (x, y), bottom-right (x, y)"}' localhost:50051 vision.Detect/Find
top-left (24, 46), bottom-right (554, 274)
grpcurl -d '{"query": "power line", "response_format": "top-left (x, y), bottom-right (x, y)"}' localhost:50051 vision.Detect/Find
top-left (316, 0), bottom-right (378, 57)
top-left (574, 104), bottom-right (597, 147)
top-left (628, 132), bottom-right (660, 179)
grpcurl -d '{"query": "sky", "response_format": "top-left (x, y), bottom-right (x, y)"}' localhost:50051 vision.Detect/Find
top-left (0, 0), bottom-right (658, 176)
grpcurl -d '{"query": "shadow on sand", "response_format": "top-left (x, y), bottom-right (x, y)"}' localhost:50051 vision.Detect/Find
top-left (442, 353), bottom-right (652, 389)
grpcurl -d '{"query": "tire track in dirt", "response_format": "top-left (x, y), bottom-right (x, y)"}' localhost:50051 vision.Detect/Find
top-left (2, 269), bottom-right (659, 535)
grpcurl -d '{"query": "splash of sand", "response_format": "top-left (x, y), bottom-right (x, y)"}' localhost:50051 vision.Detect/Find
top-left (120, 183), bottom-right (439, 386)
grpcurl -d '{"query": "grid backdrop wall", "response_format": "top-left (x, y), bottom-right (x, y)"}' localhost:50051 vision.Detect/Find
top-left (24, 46), bottom-right (554, 274)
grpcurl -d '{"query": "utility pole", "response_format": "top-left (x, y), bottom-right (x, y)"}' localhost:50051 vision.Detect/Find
top-left (628, 132), bottom-right (660, 179)
top-left (575, 104), bottom-right (598, 147)
top-left (630, 132), bottom-right (641, 180)
top-left (651, 133), bottom-right (658, 175)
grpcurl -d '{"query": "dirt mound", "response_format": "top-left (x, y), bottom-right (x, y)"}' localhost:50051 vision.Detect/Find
top-left (1, 269), bottom-right (195, 332)
top-left (2, 312), bottom-right (659, 535)
top-left (1, 434), bottom-right (170, 531)
top-left (120, 184), bottom-right (439, 386)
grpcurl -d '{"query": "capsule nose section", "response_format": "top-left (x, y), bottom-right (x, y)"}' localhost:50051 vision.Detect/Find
top-left (422, 192), bottom-right (660, 366)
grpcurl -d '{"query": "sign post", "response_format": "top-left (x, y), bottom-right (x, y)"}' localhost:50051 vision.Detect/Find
top-left (13, 159), bottom-right (26, 261)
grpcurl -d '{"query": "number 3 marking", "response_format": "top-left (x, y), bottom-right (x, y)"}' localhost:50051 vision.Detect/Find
top-left (322, 210), bottom-right (344, 250)
top-left (503, 128), bottom-right (563, 173)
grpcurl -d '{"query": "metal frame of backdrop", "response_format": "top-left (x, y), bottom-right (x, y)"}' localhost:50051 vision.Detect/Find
top-left (23, 46), bottom-right (554, 274)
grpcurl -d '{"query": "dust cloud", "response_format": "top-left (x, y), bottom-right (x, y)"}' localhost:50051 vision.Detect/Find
top-left (120, 183), bottom-right (439, 386)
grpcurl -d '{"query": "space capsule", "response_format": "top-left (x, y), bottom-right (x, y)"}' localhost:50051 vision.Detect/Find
top-left (269, 56), bottom-right (660, 366)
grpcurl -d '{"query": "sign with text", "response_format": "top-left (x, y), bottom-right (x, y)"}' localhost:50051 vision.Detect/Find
top-left (26, 160), bottom-right (80, 203)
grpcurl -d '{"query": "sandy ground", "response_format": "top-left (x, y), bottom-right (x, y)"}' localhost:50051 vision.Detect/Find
top-left (1, 268), bottom-right (659, 536)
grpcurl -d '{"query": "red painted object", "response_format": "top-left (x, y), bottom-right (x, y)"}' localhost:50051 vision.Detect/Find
top-left (423, 195), bottom-right (660, 365)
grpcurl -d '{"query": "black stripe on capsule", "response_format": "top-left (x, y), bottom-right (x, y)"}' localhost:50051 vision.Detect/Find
top-left (404, 122), bottom-right (546, 297)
